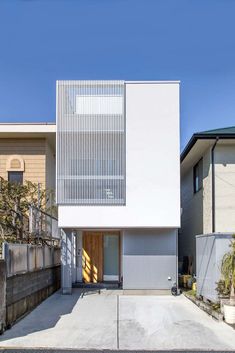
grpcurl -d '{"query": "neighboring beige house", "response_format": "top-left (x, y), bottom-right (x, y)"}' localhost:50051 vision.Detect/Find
top-left (0, 123), bottom-right (56, 190)
top-left (180, 126), bottom-right (235, 273)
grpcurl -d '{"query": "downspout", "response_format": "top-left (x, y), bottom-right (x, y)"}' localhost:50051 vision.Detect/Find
top-left (211, 137), bottom-right (219, 233)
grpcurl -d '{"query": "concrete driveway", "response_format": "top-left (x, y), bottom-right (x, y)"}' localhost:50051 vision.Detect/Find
top-left (0, 289), bottom-right (235, 350)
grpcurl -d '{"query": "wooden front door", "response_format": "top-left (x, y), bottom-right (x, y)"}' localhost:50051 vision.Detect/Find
top-left (82, 232), bottom-right (103, 283)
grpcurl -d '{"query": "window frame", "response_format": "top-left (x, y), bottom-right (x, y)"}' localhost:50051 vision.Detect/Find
top-left (8, 171), bottom-right (24, 185)
top-left (193, 158), bottom-right (203, 194)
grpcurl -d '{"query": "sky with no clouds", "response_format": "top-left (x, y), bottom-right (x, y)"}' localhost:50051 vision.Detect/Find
top-left (0, 0), bottom-right (235, 149)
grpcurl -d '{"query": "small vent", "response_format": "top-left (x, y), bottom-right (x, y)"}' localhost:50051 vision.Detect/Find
top-left (6, 155), bottom-right (24, 172)
top-left (10, 159), bottom-right (21, 169)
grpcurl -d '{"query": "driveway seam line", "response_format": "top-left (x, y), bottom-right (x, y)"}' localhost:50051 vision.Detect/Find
top-left (117, 294), bottom-right (119, 349)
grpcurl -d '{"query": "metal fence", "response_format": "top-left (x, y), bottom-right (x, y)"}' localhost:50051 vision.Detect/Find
top-left (56, 80), bottom-right (126, 205)
top-left (2, 242), bottom-right (61, 277)
top-left (0, 206), bottom-right (59, 244)
top-left (29, 206), bottom-right (59, 240)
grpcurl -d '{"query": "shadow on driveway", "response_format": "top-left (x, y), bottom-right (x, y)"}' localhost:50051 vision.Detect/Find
top-left (0, 288), bottom-right (118, 350)
top-left (1, 289), bottom-right (82, 339)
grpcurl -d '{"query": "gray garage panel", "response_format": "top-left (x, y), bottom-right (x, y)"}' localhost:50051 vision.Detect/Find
top-left (122, 229), bottom-right (177, 289)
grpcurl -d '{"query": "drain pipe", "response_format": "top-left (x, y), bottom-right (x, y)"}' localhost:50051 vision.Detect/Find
top-left (211, 137), bottom-right (219, 233)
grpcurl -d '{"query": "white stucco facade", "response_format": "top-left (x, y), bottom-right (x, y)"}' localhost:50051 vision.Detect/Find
top-left (58, 81), bottom-right (180, 229)
top-left (57, 80), bottom-right (180, 292)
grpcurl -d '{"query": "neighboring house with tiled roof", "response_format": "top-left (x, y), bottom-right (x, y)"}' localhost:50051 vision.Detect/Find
top-left (180, 126), bottom-right (235, 273)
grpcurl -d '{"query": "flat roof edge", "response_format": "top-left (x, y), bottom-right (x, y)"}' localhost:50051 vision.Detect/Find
top-left (125, 80), bottom-right (180, 84)
top-left (56, 80), bottom-right (180, 84)
top-left (0, 122), bottom-right (55, 125)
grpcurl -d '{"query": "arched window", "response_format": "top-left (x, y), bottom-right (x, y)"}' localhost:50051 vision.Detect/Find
top-left (6, 155), bottom-right (24, 184)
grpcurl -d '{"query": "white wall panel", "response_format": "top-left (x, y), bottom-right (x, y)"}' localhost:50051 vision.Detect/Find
top-left (58, 82), bottom-right (180, 228)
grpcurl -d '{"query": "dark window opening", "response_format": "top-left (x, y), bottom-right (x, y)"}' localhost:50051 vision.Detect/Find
top-left (193, 159), bottom-right (203, 193)
top-left (8, 171), bottom-right (23, 185)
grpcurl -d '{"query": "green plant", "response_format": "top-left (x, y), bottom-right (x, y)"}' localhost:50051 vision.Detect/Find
top-left (0, 177), bottom-right (56, 250)
top-left (215, 279), bottom-right (230, 297)
top-left (221, 234), bottom-right (235, 305)
top-left (211, 302), bottom-right (221, 312)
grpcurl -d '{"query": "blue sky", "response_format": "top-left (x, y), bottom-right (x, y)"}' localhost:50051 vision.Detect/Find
top-left (0, 0), bottom-right (235, 149)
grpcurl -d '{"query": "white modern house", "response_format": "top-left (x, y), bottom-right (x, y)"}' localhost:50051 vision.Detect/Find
top-left (57, 80), bottom-right (180, 293)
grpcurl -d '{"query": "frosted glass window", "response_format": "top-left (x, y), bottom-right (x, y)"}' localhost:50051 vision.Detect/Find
top-left (103, 234), bottom-right (119, 280)
top-left (56, 80), bottom-right (125, 205)
top-left (76, 96), bottom-right (123, 115)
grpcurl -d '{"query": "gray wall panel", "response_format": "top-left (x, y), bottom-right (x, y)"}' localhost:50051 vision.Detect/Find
top-left (123, 229), bottom-right (177, 289)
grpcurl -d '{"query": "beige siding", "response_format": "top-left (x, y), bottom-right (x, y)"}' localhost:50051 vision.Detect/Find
top-left (0, 139), bottom-right (46, 187)
top-left (214, 144), bottom-right (235, 232)
top-left (180, 166), bottom-right (203, 269)
top-left (45, 141), bottom-right (55, 191)
top-left (193, 143), bottom-right (235, 234)
top-left (202, 148), bottom-right (212, 233)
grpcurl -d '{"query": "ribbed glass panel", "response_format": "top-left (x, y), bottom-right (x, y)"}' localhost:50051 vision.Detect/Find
top-left (56, 80), bottom-right (125, 205)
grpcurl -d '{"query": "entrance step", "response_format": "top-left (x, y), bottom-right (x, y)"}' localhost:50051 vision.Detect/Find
top-left (73, 282), bottom-right (121, 289)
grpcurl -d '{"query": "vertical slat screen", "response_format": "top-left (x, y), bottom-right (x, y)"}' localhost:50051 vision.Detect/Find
top-left (56, 80), bottom-right (125, 205)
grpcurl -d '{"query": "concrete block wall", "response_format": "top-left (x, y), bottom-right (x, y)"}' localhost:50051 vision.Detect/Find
top-left (0, 260), bottom-right (6, 333)
top-left (5, 265), bottom-right (61, 328)
top-left (4, 243), bottom-right (61, 276)
top-left (0, 243), bottom-right (61, 331)
top-left (0, 262), bottom-right (60, 332)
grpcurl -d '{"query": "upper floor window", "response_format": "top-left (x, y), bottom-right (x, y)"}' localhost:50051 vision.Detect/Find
top-left (193, 159), bottom-right (203, 193)
top-left (6, 155), bottom-right (25, 185)
top-left (8, 171), bottom-right (23, 185)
